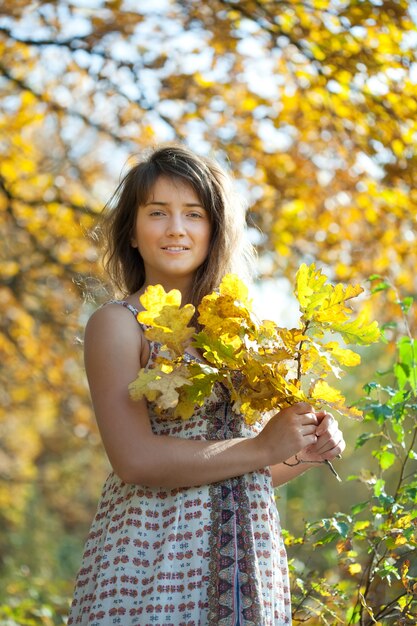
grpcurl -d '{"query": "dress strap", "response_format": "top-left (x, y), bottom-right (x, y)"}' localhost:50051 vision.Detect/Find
top-left (106, 299), bottom-right (140, 318)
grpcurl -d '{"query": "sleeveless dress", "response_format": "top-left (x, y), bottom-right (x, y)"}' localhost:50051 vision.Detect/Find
top-left (68, 301), bottom-right (291, 626)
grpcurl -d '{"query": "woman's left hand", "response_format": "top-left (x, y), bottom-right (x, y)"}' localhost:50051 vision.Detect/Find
top-left (299, 410), bottom-right (346, 463)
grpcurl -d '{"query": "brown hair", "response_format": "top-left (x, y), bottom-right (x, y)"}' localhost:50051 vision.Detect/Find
top-left (102, 144), bottom-right (255, 307)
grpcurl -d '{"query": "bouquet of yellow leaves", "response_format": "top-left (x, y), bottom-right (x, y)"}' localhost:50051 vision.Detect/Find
top-left (129, 263), bottom-right (380, 424)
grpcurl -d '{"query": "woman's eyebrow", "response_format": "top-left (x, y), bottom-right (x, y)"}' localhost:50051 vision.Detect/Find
top-left (145, 201), bottom-right (204, 207)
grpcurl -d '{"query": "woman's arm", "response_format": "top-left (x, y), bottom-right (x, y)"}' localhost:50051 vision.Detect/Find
top-left (84, 304), bottom-right (320, 489)
top-left (271, 411), bottom-right (346, 487)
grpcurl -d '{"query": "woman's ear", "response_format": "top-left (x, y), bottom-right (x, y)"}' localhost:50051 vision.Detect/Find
top-left (131, 236), bottom-right (138, 248)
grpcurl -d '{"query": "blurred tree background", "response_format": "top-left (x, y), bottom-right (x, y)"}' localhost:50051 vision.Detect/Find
top-left (0, 0), bottom-right (416, 623)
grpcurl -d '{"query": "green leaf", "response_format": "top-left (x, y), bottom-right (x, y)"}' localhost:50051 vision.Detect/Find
top-left (376, 450), bottom-right (396, 471)
top-left (351, 500), bottom-right (369, 515)
top-left (332, 520), bottom-right (350, 538)
top-left (371, 281), bottom-right (390, 294)
top-left (381, 321), bottom-right (398, 330)
top-left (183, 364), bottom-right (218, 404)
top-left (394, 362), bottom-right (409, 390)
top-left (391, 420), bottom-right (405, 445)
top-left (376, 562), bottom-right (401, 582)
top-left (374, 478), bottom-right (385, 497)
top-left (367, 402), bottom-right (392, 424)
top-left (347, 474), bottom-right (359, 481)
top-left (398, 296), bottom-right (413, 314)
top-left (363, 381), bottom-right (379, 394)
top-left (397, 337), bottom-right (417, 393)
top-left (345, 604), bottom-right (361, 624)
top-left (313, 531), bottom-right (340, 546)
top-left (193, 331), bottom-right (239, 367)
top-left (355, 432), bottom-right (378, 449)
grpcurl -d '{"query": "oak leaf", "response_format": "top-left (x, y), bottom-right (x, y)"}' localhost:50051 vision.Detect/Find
top-left (128, 368), bottom-right (163, 403)
top-left (147, 367), bottom-right (192, 411)
top-left (138, 285), bottom-right (195, 356)
top-left (138, 284), bottom-right (184, 324)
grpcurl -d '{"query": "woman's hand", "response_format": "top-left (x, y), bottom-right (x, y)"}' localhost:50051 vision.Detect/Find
top-left (298, 410), bottom-right (345, 463)
top-left (256, 402), bottom-right (320, 467)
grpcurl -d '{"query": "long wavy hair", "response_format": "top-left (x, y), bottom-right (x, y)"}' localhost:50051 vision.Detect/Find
top-left (101, 144), bottom-right (255, 307)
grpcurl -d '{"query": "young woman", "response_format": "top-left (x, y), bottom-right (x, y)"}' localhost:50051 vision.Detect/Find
top-left (68, 145), bottom-right (345, 626)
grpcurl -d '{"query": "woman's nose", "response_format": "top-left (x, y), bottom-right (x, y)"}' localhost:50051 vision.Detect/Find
top-left (166, 214), bottom-right (186, 236)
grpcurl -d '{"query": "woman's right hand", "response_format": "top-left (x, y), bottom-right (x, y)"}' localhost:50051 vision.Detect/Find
top-left (256, 402), bottom-right (319, 467)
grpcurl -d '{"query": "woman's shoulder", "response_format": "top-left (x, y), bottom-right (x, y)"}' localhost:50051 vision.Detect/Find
top-left (84, 300), bottom-right (150, 369)
top-left (85, 300), bottom-right (143, 342)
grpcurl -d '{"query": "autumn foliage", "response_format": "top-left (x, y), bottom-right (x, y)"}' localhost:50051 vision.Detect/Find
top-left (1, 1), bottom-right (417, 624)
top-left (129, 266), bottom-right (380, 424)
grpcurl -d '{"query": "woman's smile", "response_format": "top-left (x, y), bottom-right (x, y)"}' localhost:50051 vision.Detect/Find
top-left (161, 245), bottom-right (190, 252)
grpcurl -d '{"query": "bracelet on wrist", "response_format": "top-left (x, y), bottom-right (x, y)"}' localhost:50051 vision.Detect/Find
top-left (283, 454), bottom-right (302, 467)
top-left (283, 454), bottom-right (320, 467)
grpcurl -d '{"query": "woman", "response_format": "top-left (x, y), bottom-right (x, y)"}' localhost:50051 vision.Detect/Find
top-left (68, 145), bottom-right (345, 625)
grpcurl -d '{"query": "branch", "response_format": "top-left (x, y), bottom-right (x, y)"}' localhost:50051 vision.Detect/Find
top-left (0, 61), bottom-right (125, 144)
top-left (217, 0), bottom-right (325, 73)
top-left (374, 591), bottom-right (408, 621)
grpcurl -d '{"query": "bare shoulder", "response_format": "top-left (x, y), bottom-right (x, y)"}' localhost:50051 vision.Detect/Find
top-left (86, 301), bottom-right (140, 333)
top-left (84, 302), bottom-right (146, 366)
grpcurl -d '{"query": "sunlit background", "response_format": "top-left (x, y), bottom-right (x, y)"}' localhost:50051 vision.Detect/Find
top-left (1, 0), bottom-right (417, 623)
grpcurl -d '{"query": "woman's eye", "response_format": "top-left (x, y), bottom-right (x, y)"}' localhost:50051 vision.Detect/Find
top-left (188, 212), bottom-right (204, 218)
top-left (150, 210), bottom-right (165, 216)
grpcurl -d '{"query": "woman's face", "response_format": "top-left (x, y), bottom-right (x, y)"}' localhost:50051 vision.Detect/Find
top-left (131, 176), bottom-right (212, 289)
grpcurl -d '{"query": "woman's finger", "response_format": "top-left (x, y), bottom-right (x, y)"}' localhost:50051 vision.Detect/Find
top-left (293, 402), bottom-right (314, 414)
top-left (316, 412), bottom-right (336, 436)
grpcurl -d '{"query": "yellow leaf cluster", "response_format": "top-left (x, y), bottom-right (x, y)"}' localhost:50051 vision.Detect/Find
top-left (296, 263), bottom-right (363, 327)
top-left (138, 285), bottom-right (195, 356)
top-left (129, 266), bottom-right (379, 424)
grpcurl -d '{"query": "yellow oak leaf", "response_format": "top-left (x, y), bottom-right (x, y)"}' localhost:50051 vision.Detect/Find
top-left (173, 363), bottom-right (219, 419)
top-left (219, 273), bottom-right (252, 308)
top-left (198, 298), bottom-right (248, 339)
top-left (328, 404), bottom-right (363, 420)
top-left (295, 263), bottom-right (363, 325)
top-left (275, 328), bottom-right (306, 352)
top-left (332, 310), bottom-right (381, 345)
top-left (348, 563), bottom-right (362, 575)
top-left (193, 331), bottom-right (242, 367)
top-left (310, 379), bottom-right (345, 403)
top-left (198, 274), bottom-right (254, 336)
top-left (138, 284), bottom-right (184, 326)
top-left (295, 263), bottom-right (329, 311)
top-left (145, 304), bottom-right (195, 355)
top-left (147, 367), bottom-right (192, 410)
top-left (197, 292), bottom-right (225, 326)
top-left (137, 284), bottom-right (195, 356)
top-left (299, 343), bottom-right (322, 375)
top-left (235, 401), bottom-right (263, 425)
top-left (173, 397), bottom-right (197, 420)
top-left (257, 319), bottom-right (279, 342)
top-left (128, 368), bottom-right (163, 402)
top-left (253, 345), bottom-right (293, 366)
top-left (315, 282), bottom-right (363, 322)
top-left (324, 342), bottom-right (361, 367)
top-left (217, 295), bottom-right (252, 321)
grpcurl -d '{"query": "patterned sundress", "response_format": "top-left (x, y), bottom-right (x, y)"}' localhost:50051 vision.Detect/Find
top-left (68, 301), bottom-right (291, 625)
